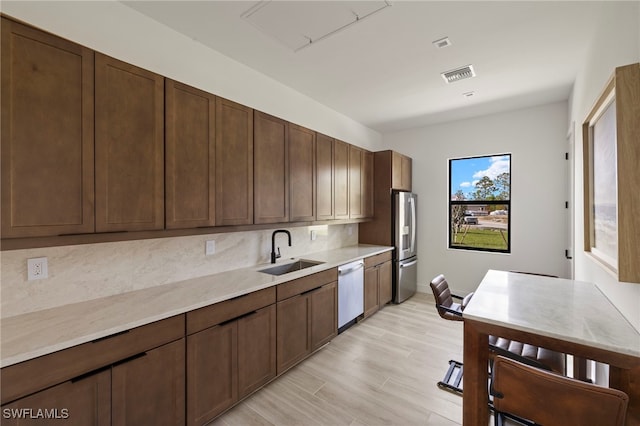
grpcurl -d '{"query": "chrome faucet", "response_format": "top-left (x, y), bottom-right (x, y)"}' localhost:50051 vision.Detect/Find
top-left (271, 229), bottom-right (292, 264)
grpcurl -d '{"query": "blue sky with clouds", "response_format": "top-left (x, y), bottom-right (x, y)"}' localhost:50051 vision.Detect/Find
top-left (450, 154), bottom-right (510, 199)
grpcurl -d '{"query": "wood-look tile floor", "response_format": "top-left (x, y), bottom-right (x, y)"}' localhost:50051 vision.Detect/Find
top-left (210, 293), bottom-right (473, 426)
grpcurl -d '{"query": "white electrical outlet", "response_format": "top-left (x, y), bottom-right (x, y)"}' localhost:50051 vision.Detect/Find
top-left (27, 257), bottom-right (48, 281)
top-left (205, 240), bottom-right (216, 256)
top-left (310, 230), bottom-right (317, 241)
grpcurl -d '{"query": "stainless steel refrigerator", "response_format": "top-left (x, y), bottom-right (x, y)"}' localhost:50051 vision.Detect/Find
top-left (393, 191), bottom-right (418, 303)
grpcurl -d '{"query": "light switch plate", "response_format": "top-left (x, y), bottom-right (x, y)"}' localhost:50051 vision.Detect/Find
top-left (205, 240), bottom-right (216, 256)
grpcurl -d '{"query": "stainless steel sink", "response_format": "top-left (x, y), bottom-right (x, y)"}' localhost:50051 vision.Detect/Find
top-left (259, 259), bottom-right (324, 276)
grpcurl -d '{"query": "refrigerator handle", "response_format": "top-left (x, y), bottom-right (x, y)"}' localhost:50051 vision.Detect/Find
top-left (400, 259), bottom-right (418, 268)
top-left (410, 197), bottom-right (417, 254)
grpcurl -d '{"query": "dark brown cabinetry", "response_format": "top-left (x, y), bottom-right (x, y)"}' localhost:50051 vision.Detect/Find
top-left (359, 150), bottom-right (413, 246)
top-left (289, 124), bottom-right (316, 222)
top-left (254, 112), bottom-right (289, 224)
top-left (276, 269), bottom-right (338, 374)
top-left (363, 251), bottom-right (393, 318)
top-left (349, 145), bottom-right (364, 219)
top-left (165, 80), bottom-right (216, 229)
top-left (1, 316), bottom-right (185, 425)
top-left (1, 17), bottom-right (380, 249)
top-left (348, 145), bottom-right (374, 220)
top-left (95, 53), bottom-right (164, 232)
top-left (0, 369), bottom-right (111, 426)
top-left (186, 288), bottom-right (276, 426)
top-left (316, 134), bottom-right (335, 220)
top-left (334, 140), bottom-right (350, 219)
top-left (392, 151), bottom-right (412, 191)
top-left (237, 306), bottom-right (277, 398)
top-left (215, 98), bottom-right (254, 226)
top-left (363, 150), bottom-right (374, 219)
top-left (187, 321), bottom-right (237, 425)
top-left (1, 18), bottom-right (95, 238)
top-left (112, 338), bottom-right (186, 426)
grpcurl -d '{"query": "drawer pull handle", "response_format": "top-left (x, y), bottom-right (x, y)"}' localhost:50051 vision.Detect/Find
top-left (219, 310), bottom-right (258, 327)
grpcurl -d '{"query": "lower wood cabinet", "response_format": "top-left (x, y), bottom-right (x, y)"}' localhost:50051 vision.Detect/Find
top-left (0, 316), bottom-right (185, 426)
top-left (187, 321), bottom-right (237, 425)
top-left (187, 304), bottom-right (276, 426)
top-left (363, 252), bottom-right (393, 319)
top-left (112, 338), bottom-right (186, 426)
top-left (1, 271), bottom-right (353, 426)
top-left (276, 279), bottom-right (337, 374)
top-left (0, 369), bottom-right (111, 426)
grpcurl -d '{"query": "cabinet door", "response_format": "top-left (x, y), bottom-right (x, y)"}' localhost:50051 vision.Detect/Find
top-left (237, 305), bottom-right (277, 398)
top-left (187, 323), bottom-right (237, 425)
top-left (1, 369), bottom-right (110, 426)
top-left (310, 282), bottom-right (337, 350)
top-left (349, 145), bottom-right (363, 219)
top-left (401, 155), bottom-right (412, 191)
top-left (112, 338), bottom-right (185, 426)
top-left (1, 18), bottom-right (95, 238)
top-left (334, 140), bottom-right (350, 219)
top-left (392, 151), bottom-right (412, 191)
top-left (254, 111), bottom-right (288, 224)
top-left (215, 98), bottom-right (254, 226)
top-left (378, 261), bottom-right (393, 307)
top-left (95, 53), bottom-right (164, 232)
top-left (362, 150), bottom-right (374, 218)
top-left (276, 295), bottom-right (311, 374)
top-left (165, 80), bottom-right (216, 229)
top-left (316, 134), bottom-right (334, 220)
top-left (289, 124), bottom-right (316, 222)
top-left (363, 267), bottom-right (379, 318)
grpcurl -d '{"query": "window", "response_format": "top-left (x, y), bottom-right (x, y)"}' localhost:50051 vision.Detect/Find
top-left (449, 154), bottom-right (511, 253)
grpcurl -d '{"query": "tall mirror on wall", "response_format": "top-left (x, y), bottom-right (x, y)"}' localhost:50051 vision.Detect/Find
top-left (583, 63), bottom-right (640, 284)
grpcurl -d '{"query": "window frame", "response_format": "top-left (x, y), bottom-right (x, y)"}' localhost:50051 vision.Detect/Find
top-left (448, 153), bottom-right (512, 254)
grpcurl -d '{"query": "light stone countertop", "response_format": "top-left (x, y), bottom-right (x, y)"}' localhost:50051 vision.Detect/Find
top-left (463, 269), bottom-right (640, 359)
top-left (1, 244), bottom-right (392, 368)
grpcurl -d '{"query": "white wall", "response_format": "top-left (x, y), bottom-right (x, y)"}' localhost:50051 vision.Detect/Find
top-left (0, 1), bottom-right (381, 151)
top-left (569, 2), bottom-right (640, 332)
top-left (384, 102), bottom-right (570, 296)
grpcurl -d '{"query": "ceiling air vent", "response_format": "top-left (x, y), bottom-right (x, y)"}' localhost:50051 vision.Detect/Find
top-left (441, 65), bottom-right (476, 84)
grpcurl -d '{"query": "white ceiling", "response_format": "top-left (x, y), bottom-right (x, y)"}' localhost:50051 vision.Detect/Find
top-left (122, 1), bottom-right (607, 133)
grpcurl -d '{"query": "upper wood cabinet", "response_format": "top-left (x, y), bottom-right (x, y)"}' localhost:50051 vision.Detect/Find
top-left (165, 80), bottom-right (216, 229)
top-left (349, 145), bottom-right (364, 219)
top-left (363, 150), bottom-right (374, 218)
top-left (392, 151), bottom-right (412, 191)
top-left (359, 150), bottom-right (414, 246)
top-left (1, 18), bottom-right (95, 238)
top-left (215, 98), bottom-right (254, 226)
top-left (95, 53), bottom-right (164, 232)
top-left (316, 134), bottom-right (335, 220)
top-left (254, 112), bottom-right (289, 224)
top-left (289, 124), bottom-right (316, 222)
top-left (334, 140), bottom-right (350, 219)
top-left (348, 145), bottom-right (373, 219)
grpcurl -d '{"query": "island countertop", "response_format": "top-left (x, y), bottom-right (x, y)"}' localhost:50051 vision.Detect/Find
top-left (1, 244), bottom-right (392, 368)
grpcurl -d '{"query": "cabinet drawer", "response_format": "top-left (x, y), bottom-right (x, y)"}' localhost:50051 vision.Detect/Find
top-left (187, 287), bottom-right (275, 335)
top-left (276, 268), bottom-right (338, 301)
top-left (364, 251), bottom-right (392, 269)
top-left (1, 314), bottom-right (184, 405)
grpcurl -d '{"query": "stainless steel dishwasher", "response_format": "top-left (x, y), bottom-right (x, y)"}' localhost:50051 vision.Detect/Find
top-left (337, 259), bottom-right (364, 333)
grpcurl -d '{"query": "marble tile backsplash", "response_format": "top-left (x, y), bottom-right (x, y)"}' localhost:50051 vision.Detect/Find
top-left (1, 224), bottom-right (358, 318)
